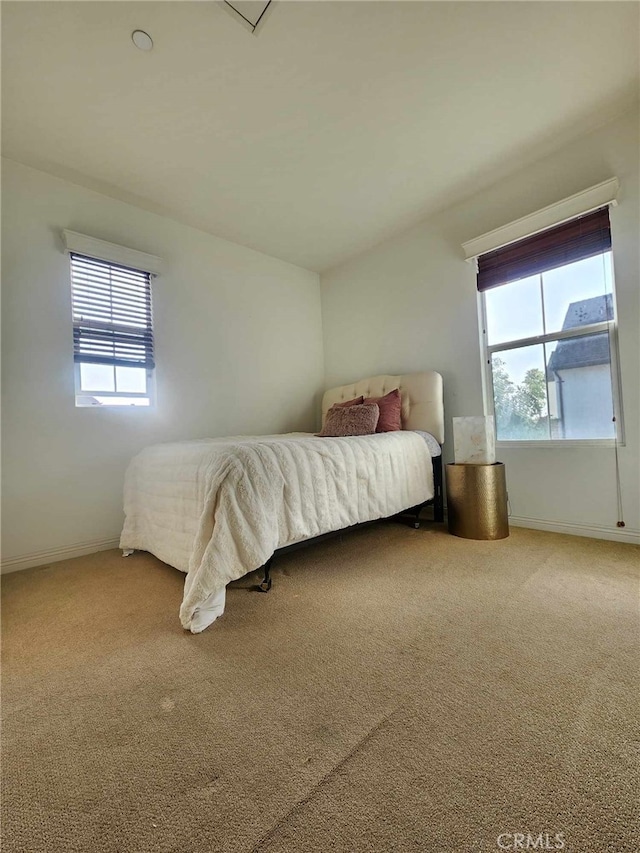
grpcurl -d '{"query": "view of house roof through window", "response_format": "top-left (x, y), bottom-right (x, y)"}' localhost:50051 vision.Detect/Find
top-left (482, 247), bottom-right (619, 442)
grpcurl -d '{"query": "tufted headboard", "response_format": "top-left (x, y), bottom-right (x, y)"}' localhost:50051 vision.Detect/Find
top-left (321, 372), bottom-right (444, 444)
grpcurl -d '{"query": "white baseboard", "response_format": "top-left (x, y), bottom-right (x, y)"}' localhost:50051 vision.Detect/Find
top-left (1, 537), bottom-right (121, 574)
top-left (2, 516), bottom-right (637, 575)
top-left (508, 516), bottom-right (640, 545)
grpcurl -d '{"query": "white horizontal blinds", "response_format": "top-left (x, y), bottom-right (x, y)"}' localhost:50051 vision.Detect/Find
top-left (71, 253), bottom-right (154, 369)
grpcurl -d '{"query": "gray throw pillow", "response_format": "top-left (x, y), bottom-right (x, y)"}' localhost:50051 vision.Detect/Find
top-left (317, 403), bottom-right (380, 437)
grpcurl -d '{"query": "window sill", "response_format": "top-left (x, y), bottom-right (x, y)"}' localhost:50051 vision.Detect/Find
top-left (496, 439), bottom-right (622, 449)
top-left (75, 399), bottom-right (153, 408)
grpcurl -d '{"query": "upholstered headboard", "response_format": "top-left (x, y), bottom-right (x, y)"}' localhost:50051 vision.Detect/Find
top-left (322, 372), bottom-right (444, 444)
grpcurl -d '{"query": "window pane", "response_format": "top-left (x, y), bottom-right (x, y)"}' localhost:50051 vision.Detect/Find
top-left (485, 274), bottom-right (544, 345)
top-left (491, 345), bottom-right (550, 440)
top-left (542, 253), bottom-right (613, 334)
top-left (546, 334), bottom-right (614, 439)
top-left (115, 366), bottom-right (147, 393)
top-left (80, 363), bottom-right (115, 392)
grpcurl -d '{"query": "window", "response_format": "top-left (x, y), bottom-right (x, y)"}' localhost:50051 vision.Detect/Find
top-left (478, 208), bottom-right (621, 443)
top-left (70, 253), bottom-right (155, 407)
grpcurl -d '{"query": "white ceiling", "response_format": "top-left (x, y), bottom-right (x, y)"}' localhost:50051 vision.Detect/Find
top-left (2, 1), bottom-right (638, 272)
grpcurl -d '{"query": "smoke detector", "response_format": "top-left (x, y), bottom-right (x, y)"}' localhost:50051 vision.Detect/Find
top-left (132, 30), bottom-right (153, 51)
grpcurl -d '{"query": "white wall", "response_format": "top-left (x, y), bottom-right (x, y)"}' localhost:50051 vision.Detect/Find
top-left (1, 159), bottom-right (324, 569)
top-left (321, 110), bottom-right (640, 542)
top-left (3, 110), bottom-right (638, 568)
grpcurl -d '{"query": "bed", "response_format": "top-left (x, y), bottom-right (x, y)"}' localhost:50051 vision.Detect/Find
top-left (120, 371), bottom-right (444, 633)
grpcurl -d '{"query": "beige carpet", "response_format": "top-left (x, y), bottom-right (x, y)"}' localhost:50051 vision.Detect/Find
top-left (2, 524), bottom-right (638, 853)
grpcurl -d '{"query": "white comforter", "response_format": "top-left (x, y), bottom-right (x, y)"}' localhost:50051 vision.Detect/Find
top-left (120, 432), bottom-right (434, 632)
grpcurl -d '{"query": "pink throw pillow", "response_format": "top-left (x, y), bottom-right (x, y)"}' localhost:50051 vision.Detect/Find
top-left (317, 403), bottom-right (380, 437)
top-left (333, 395), bottom-right (365, 408)
top-left (363, 388), bottom-right (402, 432)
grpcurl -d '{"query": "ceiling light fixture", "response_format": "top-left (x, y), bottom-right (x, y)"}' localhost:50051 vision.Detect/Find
top-left (132, 30), bottom-right (153, 51)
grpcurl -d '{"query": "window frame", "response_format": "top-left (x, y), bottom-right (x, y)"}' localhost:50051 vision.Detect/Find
top-left (65, 234), bottom-right (160, 410)
top-left (478, 259), bottom-right (625, 448)
top-left (73, 363), bottom-right (156, 407)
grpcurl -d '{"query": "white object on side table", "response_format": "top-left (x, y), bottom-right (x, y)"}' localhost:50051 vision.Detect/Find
top-left (453, 416), bottom-right (496, 464)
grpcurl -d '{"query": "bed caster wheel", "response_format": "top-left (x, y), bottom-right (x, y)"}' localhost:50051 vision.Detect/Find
top-left (413, 521), bottom-right (420, 530)
top-left (257, 578), bottom-right (272, 593)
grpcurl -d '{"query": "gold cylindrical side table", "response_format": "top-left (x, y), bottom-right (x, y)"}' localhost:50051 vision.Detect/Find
top-left (445, 463), bottom-right (509, 540)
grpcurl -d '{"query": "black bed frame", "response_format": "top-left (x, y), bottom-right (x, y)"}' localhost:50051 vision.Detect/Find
top-left (256, 454), bottom-right (444, 592)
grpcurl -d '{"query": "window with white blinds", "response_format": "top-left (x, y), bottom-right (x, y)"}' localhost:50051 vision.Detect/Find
top-left (70, 253), bottom-right (155, 407)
